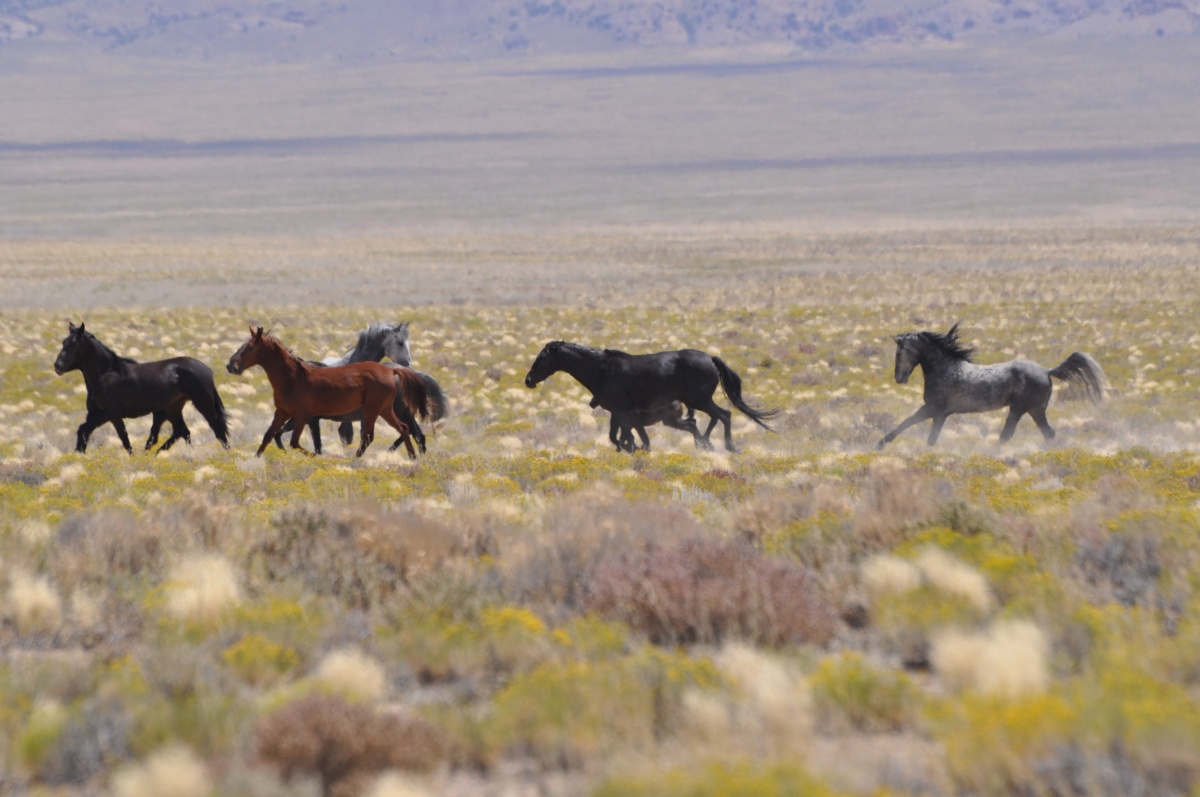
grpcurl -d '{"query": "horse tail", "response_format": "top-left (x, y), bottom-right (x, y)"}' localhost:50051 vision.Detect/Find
top-left (419, 371), bottom-right (449, 422)
top-left (1048, 352), bottom-right (1107, 404)
top-left (179, 362), bottom-right (230, 446)
top-left (393, 367), bottom-right (430, 421)
top-left (712, 356), bottom-right (781, 432)
top-left (209, 387), bottom-right (230, 445)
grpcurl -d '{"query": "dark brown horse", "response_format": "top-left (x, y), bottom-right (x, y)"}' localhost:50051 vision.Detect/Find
top-left (226, 327), bottom-right (425, 458)
top-left (54, 322), bottom-right (230, 454)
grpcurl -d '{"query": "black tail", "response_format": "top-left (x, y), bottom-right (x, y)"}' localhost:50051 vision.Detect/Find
top-left (419, 371), bottom-right (448, 423)
top-left (393, 367), bottom-right (430, 421)
top-left (712, 357), bottom-right (780, 432)
top-left (1048, 352), bottom-right (1107, 405)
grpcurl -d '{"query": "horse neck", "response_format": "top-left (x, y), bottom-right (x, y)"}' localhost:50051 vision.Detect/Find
top-left (257, 341), bottom-right (306, 389)
top-left (556, 346), bottom-right (607, 394)
top-left (78, 338), bottom-right (121, 387)
top-left (915, 342), bottom-right (963, 380)
top-left (339, 334), bottom-right (386, 365)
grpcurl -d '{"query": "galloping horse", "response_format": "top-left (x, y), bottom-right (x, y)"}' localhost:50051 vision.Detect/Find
top-left (273, 322), bottom-right (448, 454)
top-left (876, 323), bottom-right (1107, 449)
top-left (53, 322), bottom-right (229, 454)
top-left (227, 327), bottom-right (426, 458)
top-left (525, 341), bottom-right (779, 452)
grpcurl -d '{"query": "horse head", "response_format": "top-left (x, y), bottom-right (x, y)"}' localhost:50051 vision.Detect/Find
top-left (227, 326), bottom-right (267, 375)
top-left (382, 322), bottom-right (412, 368)
top-left (54, 321), bottom-right (88, 375)
top-left (892, 333), bottom-right (921, 384)
top-left (524, 341), bottom-right (565, 388)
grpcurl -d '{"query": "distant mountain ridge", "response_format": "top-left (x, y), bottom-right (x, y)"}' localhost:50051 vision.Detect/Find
top-left (1, 0), bottom-right (1197, 60)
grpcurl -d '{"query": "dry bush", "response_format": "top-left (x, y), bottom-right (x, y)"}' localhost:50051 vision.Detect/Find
top-left (585, 536), bottom-right (837, 647)
top-left (164, 554), bottom-right (242, 623)
top-left (52, 509), bottom-right (178, 588)
top-left (6, 569), bottom-right (62, 635)
top-left (732, 481), bottom-right (850, 547)
top-left (678, 644), bottom-right (813, 758)
top-left (312, 647), bottom-right (388, 702)
top-left (24, 699), bottom-right (132, 786)
top-left (849, 460), bottom-right (942, 550)
top-left (931, 620), bottom-right (1048, 697)
top-left (1074, 530), bottom-right (1162, 608)
top-left (247, 506), bottom-right (470, 610)
top-left (256, 694), bottom-right (448, 797)
top-left (915, 548), bottom-right (993, 613)
top-left (111, 745), bottom-right (210, 797)
top-left (498, 490), bottom-right (702, 618)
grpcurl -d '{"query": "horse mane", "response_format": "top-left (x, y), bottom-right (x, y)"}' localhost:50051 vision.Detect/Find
top-left (357, 321), bottom-right (408, 351)
top-left (603, 348), bottom-right (633, 358)
top-left (260, 332), bottom-right (304, 365)
top-left (920, 323), bottom-right (975, 362)
top-left (86, 332), bottom-right (137, 369)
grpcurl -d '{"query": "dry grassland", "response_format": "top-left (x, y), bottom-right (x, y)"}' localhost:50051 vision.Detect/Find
top-left (2, 225), bottom-right (1200, 796)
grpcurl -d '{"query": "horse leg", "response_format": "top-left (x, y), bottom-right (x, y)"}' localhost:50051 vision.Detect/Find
top-left (155, 401), bottom-right (190, 453)
top-left (111, 418), bottom-right (134, 454)
top-left (695, 397), bottom-right (735, 452)
top-left (145, 411), bottom-right (165, 451)
top-left (1030, 406), bottom-right (1056, 442)
top-left (635, 425), bottom-right (651, 451)
top-left (256, 409), bottom-right (292, 457)
top-left (273, 418), bottom-right (292, 450)
top-left (877, 405), bottom-right (934, 450)
top-left (308, 419), bottom-right (323, 455)
top-left (338, 420), bottom-right (354, 446)
top-left (998, 407), bottom-right (1025, 444)
top-left (394, 400), bottom-right (425, 454)
top-left (376, 401), bottom-right (414, 459)
top-left (608, 415), bottom-right (623, 451)
top-left (927, 414), bottom-right (948, 446)
top-left (663, 414), bottom-right (701, 447)
top-left (289, 415), bottom-right (315, 456)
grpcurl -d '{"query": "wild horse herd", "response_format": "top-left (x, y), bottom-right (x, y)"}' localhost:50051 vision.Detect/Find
top-left (52, 320), bottom-right (1108, 458)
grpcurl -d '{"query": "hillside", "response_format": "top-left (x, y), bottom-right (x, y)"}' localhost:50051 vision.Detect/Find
top-left (1, 0), bottom-right (1198, 61)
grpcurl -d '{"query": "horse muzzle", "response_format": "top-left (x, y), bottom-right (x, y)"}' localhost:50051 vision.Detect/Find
top-left (227, 361), bottom-right (243, 375)
top-left (524, 376), bottom-right (536, 388)
top-left (53, 361), bottom-right (65, 376)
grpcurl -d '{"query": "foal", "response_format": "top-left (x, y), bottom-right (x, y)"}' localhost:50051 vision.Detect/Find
top-left (227, 327), bottom-right (423, 458)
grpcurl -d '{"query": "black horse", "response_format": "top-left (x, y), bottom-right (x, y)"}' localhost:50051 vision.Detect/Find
top-left (525, 341), bottom-right (779, 452)
top-left (876, 323), bottom-right (1107, 449)
top-left (590, 396), bottom-right (704, 452)
top-left (54, 322), bottom-right (230, 454)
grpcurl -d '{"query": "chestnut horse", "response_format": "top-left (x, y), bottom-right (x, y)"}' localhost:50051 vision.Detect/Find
top-left (227, 327), bottom-right (424, 458)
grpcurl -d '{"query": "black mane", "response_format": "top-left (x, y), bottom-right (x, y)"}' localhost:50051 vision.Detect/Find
top-left (86, 332), bottom-right (137, 369)
top-left (920, 323), bottom-right (975, 362)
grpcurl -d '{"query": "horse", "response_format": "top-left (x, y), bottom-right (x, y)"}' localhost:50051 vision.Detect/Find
top-left (53, 322), bottom-right (230, 454)
top-left (525, 341), bottom-right (779, 452)
top-left (226, 327), bottom-right (426, 458)
top-left (876, 323), bottom-right (1107, 449)
top-left (612, 401), bottom-right (703, 453)
top-left (271, 322), bottom-right (447, 454)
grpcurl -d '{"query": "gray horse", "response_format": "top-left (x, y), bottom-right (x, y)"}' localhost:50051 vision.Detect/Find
top-left (876, 323), bottom-right (1106, 449)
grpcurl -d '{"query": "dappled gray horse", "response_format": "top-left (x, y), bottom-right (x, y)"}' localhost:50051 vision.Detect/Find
top-left (876, 323), bottom-right (1106, 449)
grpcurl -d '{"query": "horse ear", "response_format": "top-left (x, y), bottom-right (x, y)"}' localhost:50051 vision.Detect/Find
top-left (78, 322), bottom-right (86, 334)
top-left (255, 326), bottom-right (264, 338)
top-left (68, 321), bottom-right (77, 333)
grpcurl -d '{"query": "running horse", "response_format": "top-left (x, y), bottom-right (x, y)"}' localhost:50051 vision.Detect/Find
top-left (53, 322), bottom-right (230, 454)
top-left (876, 323), bottom-right (1107, 449)
top-left (525, 341), bottom-right (779, 452)
top-left (227, 327), bottom-right (427, 458)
